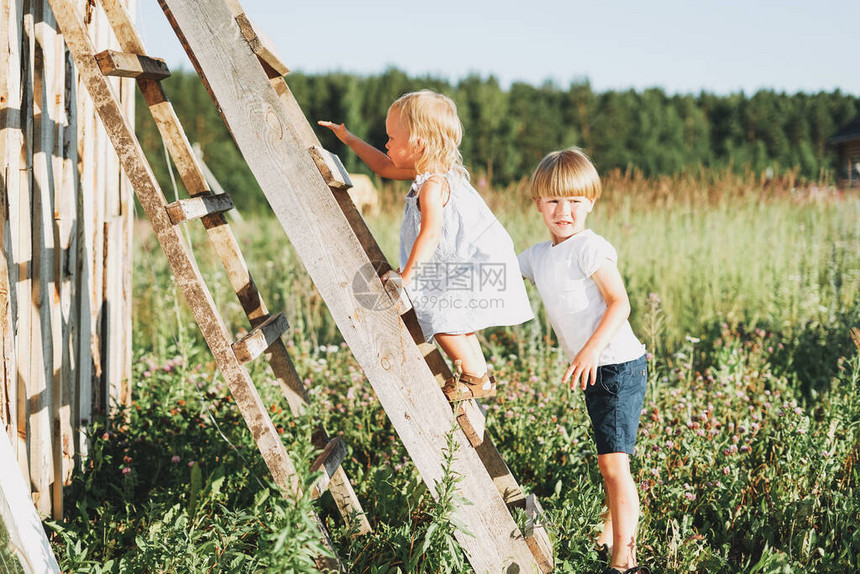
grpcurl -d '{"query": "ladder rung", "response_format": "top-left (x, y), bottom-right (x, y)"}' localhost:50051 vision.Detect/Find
top-left (308, 146), bottom-right (352, 191)
top-left (223, 0), bottom-right (290, 78)
top-left (524, 494), bottom-right (554, 573)
top-left (382, 276), bottom-right (413, 315)
top-left (95, 49), bottom-right (171, 80)
top-left (232, 313), bottom-right (290, 364)
top-left (456, 399), bottom-right (486, 447)
top-left (310, 436), bottom-right (348, 498)
top-left (165, 193), bottom-right (235, 224)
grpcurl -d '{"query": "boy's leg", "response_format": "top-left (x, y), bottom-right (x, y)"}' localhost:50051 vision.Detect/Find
top-left (598, 452), bottom-right (639, 570)
top-left (435, 332), bottom-right (488, 376)
top-left (596, 494), bottom-right (613, 553)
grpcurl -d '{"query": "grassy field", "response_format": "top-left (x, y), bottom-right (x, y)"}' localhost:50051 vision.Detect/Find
top-left (49, 171), bottom-right (860, 573)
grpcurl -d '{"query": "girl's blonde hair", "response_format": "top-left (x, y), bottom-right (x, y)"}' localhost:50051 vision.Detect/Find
top-left (530, 148), bottom-right (602, 200)
top-left (389, 90), bottom-right (467, 178)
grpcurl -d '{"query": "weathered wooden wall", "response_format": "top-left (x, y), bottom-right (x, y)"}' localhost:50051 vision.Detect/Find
top-left (0, 0), bottom-right (134, 520)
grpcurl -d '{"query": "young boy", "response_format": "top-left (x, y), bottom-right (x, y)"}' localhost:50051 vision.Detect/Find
top-left (518, 148), bottom-right (650, 574)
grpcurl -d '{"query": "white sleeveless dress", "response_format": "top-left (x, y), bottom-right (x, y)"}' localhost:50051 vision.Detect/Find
top-left (400, 171), bottom-right (534, 341)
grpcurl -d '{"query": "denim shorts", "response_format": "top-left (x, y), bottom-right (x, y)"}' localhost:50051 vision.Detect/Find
top-left (584, 354), bottom-right (647, 455)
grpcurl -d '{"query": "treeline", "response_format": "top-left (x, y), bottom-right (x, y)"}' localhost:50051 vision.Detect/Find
top-left (136, 68), bottom-right (859, 211)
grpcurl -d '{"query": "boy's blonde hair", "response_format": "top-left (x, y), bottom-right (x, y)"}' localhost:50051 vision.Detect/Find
top-left (389, 90), bottom-right (467, 178)
top-left (530, 148), bottom-right (602, 200)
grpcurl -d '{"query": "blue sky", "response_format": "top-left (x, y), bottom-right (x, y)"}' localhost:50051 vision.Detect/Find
top-left (137, 0), bottom-right (859, 95)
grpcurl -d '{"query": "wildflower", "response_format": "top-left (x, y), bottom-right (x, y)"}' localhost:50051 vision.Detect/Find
top-left (122, 467), bottom-right (131, 475)
top-left (722, 466), bottom-right (730, 476)
top-left (188, 461), bottom-right (196, 467)
top-left (685, 335), bottom-right (701, 344)
top-left (171, 455), bottom-right (181, 464)
top-left (684, 492), bottom-right (696, 501)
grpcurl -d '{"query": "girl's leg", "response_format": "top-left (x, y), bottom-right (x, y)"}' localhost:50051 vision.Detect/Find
top-left (434, 332), bottom-right (488, 376)
top-left (597, 452), bottom-right (639, 570)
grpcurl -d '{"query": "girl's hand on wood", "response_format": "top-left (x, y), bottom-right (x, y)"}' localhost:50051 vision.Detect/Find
top-left (563, 347), bottom-right (600, 391)
top-left (317, 120), bottom-right (353, 145)
top-left (380, 269), bottom-right (401, 287)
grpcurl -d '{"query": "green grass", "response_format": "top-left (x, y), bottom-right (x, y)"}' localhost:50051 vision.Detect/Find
top-left (50, 176), bottom-right (860, 573)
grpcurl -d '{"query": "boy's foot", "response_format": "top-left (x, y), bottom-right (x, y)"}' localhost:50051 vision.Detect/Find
top-left (441, 372), bottom-right (496, 401)
top-left (595, 543), bottom-right (610, 562)
top-left (603, 567), bottom-right (652, 574)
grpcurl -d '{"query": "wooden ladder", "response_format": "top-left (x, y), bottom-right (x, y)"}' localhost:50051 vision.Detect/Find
top-left (155, 0), bottom-right (554, 571)
top-left (46, 0), bottom-right (371, 568)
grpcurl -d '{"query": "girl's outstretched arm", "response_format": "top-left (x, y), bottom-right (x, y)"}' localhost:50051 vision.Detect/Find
top-left (317, 121), bottom-right (415, 180)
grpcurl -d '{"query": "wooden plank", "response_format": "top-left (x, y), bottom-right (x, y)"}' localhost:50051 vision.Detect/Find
top-left (56, 41), bottom-right (78, 491)
top-left (47, 3), bottom-right (342, 569)
top-left (11, 0), bottom-right (32, 485)
top-left (95, 49), bottom-right (170, 80)
top-left (310, 436), bottom-right (347, 497)
top-left (232, 312), bottom-right (289, 364)
top-left (308, 146), bottom-right (352, 191)
top-left (0, 426), bottom-right (61, 573)
top-left (104, 218), bottom-right (125, 412)
top-left (165, 193), bottom-right (234, 224)
top-left (30, 0), bottom-right (56, 517)
top-left (223, 0), bottom-right (289, 78)
top-left (455, 399), bottom-right (486, 447)
top-left (38, 0), bottom-right (68, 520)
top-left (524, 494), bottom-right (554, 573)
top-left (0, 0), bottom-right (23, 443)
top-left (118, 44), bottom-right (135, 419)
top-left (158, 1), bottom-right (540, 569)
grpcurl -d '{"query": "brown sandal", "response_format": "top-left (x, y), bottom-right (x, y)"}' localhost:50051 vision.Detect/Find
top-left (441, 372), bottom-right (497, 401)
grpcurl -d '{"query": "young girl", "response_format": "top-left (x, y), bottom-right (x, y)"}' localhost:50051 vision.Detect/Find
top-left (319, 90), bottom-right (533, 400)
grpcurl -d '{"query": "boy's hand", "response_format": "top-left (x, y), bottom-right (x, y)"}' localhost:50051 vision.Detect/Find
top-left (317, 120), bottom-right (353, 145)
top-left (563, 347), bottom-right (600, 391)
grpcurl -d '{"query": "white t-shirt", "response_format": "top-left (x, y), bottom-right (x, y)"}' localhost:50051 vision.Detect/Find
top-left (518, 229), bottom-right (645, 365)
